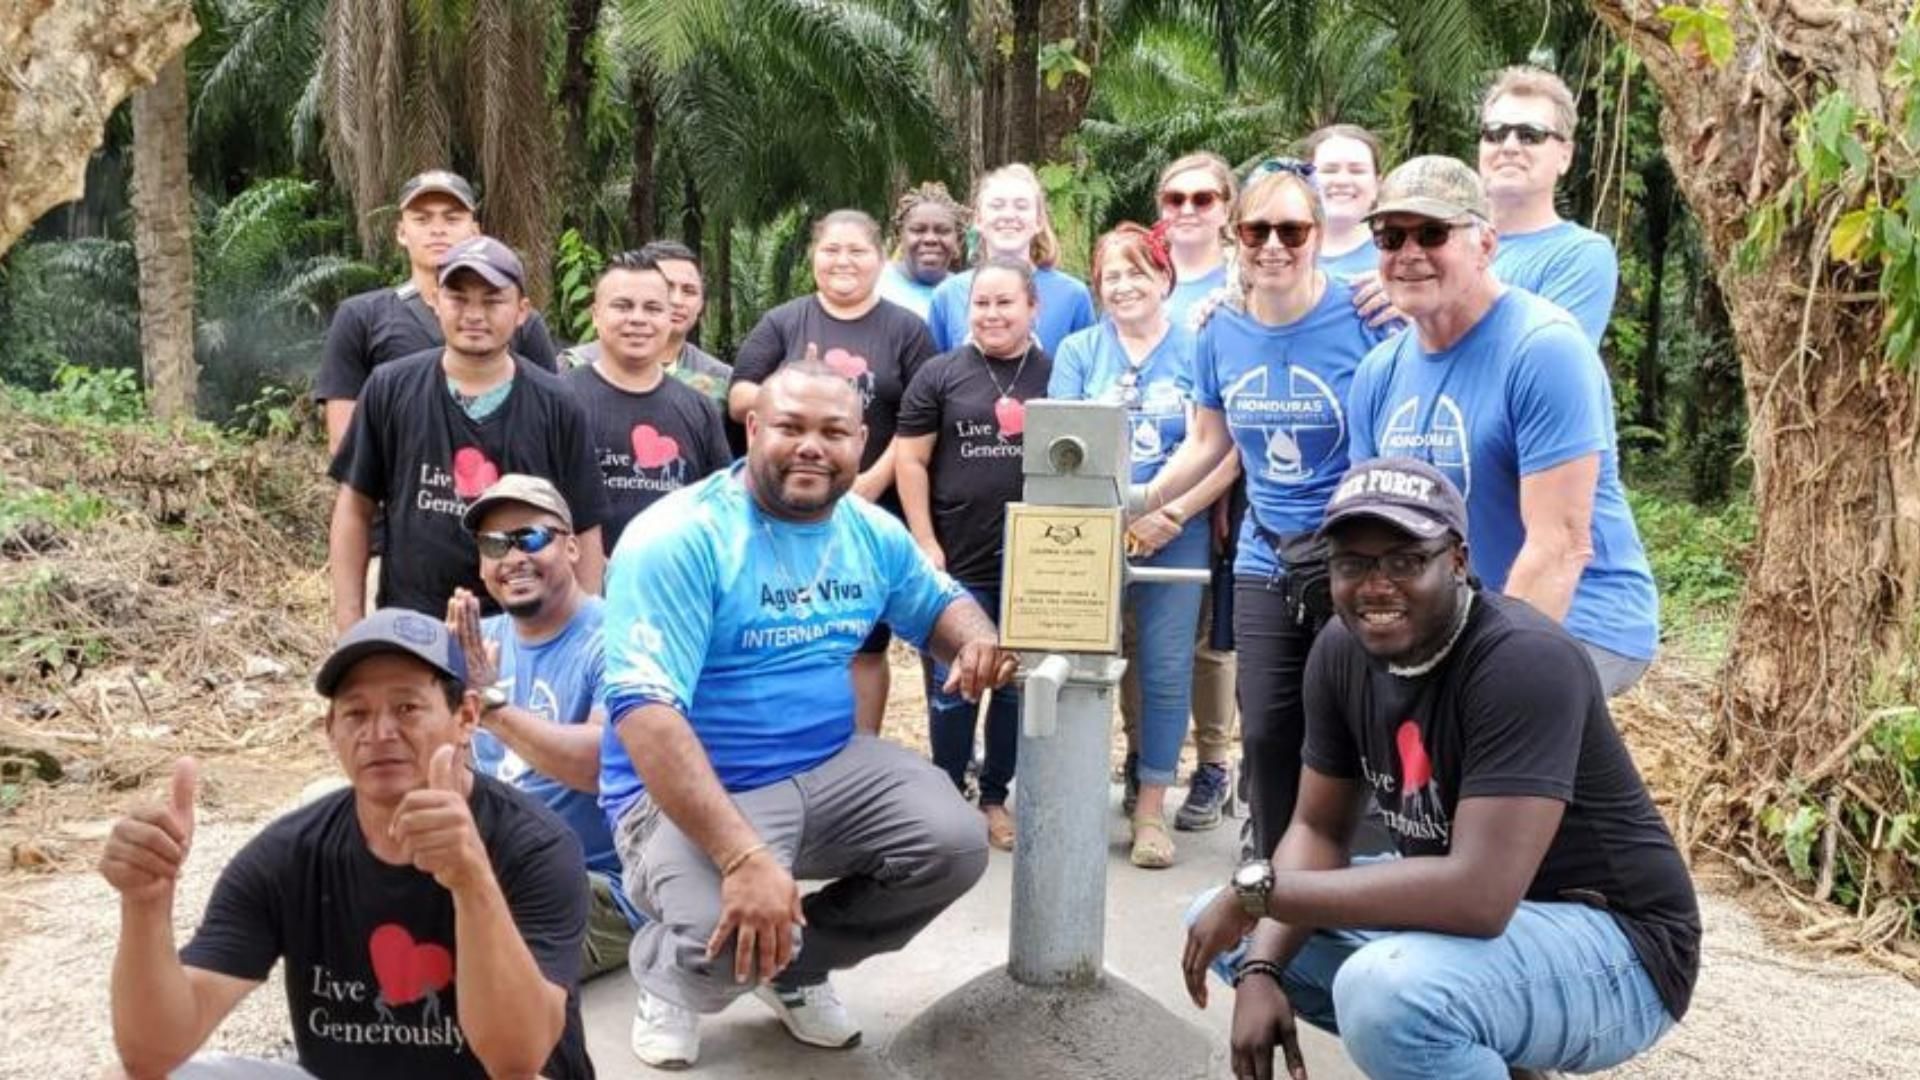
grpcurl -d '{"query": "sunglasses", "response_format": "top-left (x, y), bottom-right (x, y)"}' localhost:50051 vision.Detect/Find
top-left (1328, 545), bottom-right (1451, 583)
top-left (1479, 122), bottom-right (1565, 146)
top-left (1235, 220), bottom-right (1316, 249)
top-left (1159, 190), bottom-right (1223, 213)
top-left (475, 524), bottom-right (568, 560)
top-left (1246, 157), bottom-right (1316, 182)
top-left (1370, 221), bottom-right (1472, 252)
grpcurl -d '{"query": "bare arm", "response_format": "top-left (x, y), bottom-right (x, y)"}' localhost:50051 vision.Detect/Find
top-left (924, 593), bottom-right (999, 668)
top-left (1145, 406), bottom-right (1233, 509)
top-left (727, 379), bottom-right (760, 424)
top-left (574, 527), bottom-right (606, 594)
top-left (111, 903), bottom-right (257, 1075)
top-left (853, 439), bottom-right (898, 502)
top-left (449, 871), bottom-right (568, 1077)
top-left (893, 433), bottom-right (942, 561)
top-left (1242, 767), bottom-right (1371, 967)
top-left (329, 485), bottom-right (375, 633)
top-left (486, 706), bottom-right (605, 793)
top-left (618, 703), bottom-right (760, 864)
top-left (324, 399), bottom-right (356, 456)
top-left (1503, 454), bottom-right (1599, 622)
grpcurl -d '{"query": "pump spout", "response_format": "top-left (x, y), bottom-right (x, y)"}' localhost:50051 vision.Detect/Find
top-left (1021, 653), bottom-right (1073, 738)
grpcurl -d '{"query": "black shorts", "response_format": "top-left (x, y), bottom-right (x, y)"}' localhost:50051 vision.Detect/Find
top-left (858, 621), bottom-right (893, 655)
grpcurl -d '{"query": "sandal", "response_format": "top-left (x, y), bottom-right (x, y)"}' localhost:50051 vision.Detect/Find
top-left (982, 804), bottom-right (1016, 851)
top-left (1129, 816), bottom-right (1176, 869)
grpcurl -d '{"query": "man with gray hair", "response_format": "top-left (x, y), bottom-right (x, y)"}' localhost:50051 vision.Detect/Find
top-left (1345, 156), bottom-right (1658, 695)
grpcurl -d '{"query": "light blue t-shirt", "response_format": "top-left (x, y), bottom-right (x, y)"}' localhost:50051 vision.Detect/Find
top-left (1193, 276), bottom-right (1386, 578)
top-left (1048, 319), bottom-right (1196, 486)
top-left (1493, 220), bottom-right (1618, 346)
top-left (877, 262), bottom-right (940, 323)
top-left (599, 465), bottom-right (965, 824)
top-left (1318, 242), bottom-right (1379, 281)
top-left (1347, 289), bottom-right (1657, 660)
top-left (927, 266), bottom-right (1096, 355)
top-left (473, 598), bottom-right (640, 925)
top-left (1168, 265), bottom-right (1228, 329)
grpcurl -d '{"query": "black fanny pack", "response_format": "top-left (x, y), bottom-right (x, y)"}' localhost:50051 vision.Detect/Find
top-left (1252, 513), bottom-right (1334, 634)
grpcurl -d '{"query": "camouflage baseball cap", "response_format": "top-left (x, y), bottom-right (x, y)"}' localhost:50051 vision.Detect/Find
top-left (1365, 155), bottom-right (1490, 223)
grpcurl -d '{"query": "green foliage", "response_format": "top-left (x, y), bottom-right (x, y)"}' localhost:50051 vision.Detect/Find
top-left (5, 364), bottom-right (148, 425)
top-left (0, 240), bottom-right (140, 389)
top-left (553, 229), bottom-right (606, 345)
top-left (1039, 38), bottom-right (1092, 91)
top-left (227, 384), bottom-right (308, 441)
top-left (1038, 161), bottom-right (1116, 277)
top-left (0, 483), bottom-right (113, 537)
top-left (1657, 4), bottom-right (1735, 69)
top-left (1625, 487), bottom-right (1753, 658)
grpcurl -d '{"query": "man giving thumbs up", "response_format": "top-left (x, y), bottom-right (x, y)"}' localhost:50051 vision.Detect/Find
top-left (101, 610), bottom-right (595, 1080)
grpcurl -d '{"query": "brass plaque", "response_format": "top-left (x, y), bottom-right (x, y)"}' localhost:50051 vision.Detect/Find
top-left (999, 504), bottom-right (1124, 653)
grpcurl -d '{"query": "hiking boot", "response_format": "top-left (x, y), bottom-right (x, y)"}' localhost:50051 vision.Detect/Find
top-left (1120, 750), bottom-right (1140, 816)
top-left (630, 988), bottom-right (700, 1069)
top-left (754, 979), bottom-right (863, 1048)
top-left (1175, 761), bottom-right (1231, 831)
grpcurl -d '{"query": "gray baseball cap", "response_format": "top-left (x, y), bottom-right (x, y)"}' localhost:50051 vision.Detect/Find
top-left (398, 170), bottom-right (478, 212)
top-left (1365, 155), bottom-right (1490, 223)
top-left (1317, 457), bottom-right (1470, 543)
top-left (461, 473), bottom-right (574, 534)
top-left (315, 609), bottom-right (468, 697)
top-left (437, 235), bottom-right (525, 291)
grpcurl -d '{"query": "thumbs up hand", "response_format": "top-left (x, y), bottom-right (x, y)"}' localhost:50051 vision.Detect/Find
top-left (391, 743), bottom-right (489, 893)
top-left (100, 757), bottom-right (198, 905)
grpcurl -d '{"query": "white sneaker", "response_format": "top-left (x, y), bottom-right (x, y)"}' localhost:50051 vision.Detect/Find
top-left (631, 988), bottom-right (700, 1069)
top-left (753, 979), bottom-right (863, 1048)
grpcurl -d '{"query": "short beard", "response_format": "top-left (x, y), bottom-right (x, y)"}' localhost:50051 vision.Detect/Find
top-left (749, 457), bottom-right (850, 520)
top-left (503, 595), bottom-right (546, 619)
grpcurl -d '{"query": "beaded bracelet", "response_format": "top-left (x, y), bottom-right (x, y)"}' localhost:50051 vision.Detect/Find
top-left (1232, 958), bottom-right (1286, 989)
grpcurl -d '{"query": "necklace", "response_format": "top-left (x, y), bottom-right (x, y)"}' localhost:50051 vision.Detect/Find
top-left (977, 345), bottom-right (1031, 402)
top-left (758, 512), bottom-right (839, 614)
top-left (1388, 585), bottom-right (1475, 679)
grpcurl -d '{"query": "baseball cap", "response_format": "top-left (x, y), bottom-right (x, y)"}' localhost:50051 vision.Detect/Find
top-left (461, 474), bottom-right (574, 533)
top-left (397, 170), bottom-right (478, 212)
top-left (437, 235), bottom-right (526, 291)
top-left (1316, 457), bottom-right (1469, 543)
top-left (1365, 156), bottom-right (1490, 224)
top-left (315, 609), bottom-right (468, 698)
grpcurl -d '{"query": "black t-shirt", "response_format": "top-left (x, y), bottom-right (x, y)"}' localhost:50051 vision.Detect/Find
top-left (729, 296), bottom-right (936, 473)
top-left (313, 284), bottom-right (559, 402)
top-left (179, 773), bottom-right (593, 1079)
top-left (567, 363), bottom-right (731, 554)
top-left (329, 350), bottom-right (607, 617)
top-left (1302, 591), bottom-right (1702, 1019)
top-left (895, 344), bottom-right (1051, 590)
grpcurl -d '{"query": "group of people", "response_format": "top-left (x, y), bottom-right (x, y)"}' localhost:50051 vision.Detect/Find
top-left (97, 63), bottom-right (1699, 1080)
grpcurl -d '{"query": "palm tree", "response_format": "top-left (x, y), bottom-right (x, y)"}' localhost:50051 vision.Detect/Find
top-left (132, 55), bottom-right (200, 420)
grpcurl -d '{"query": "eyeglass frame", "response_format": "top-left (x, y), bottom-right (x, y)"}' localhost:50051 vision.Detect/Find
top-left (1478, 121), bottom-right (1566, 147)
top-left (1327, 543), bottom-right (1455, 583)
top-left (1369, 220), bottom-right (1475, 252)
top-left (474, 524), bottom-right (571, 560)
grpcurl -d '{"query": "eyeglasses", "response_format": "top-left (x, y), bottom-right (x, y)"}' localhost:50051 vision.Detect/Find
top-left (475, 524), bottom-right (568, 559)
top-left (1235, 220), bottom-right (1315, 249)
top-left (1159, 190), bottom-right (1223, 213)
top-left (1328, 545), bottom-right (1451, 583)
top-left (1479, 122), bottom-right (1565, 146)
top-left (1370, 221), bottom-right (1472, 252)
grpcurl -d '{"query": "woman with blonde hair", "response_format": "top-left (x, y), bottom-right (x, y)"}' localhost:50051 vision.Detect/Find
top-left (1155, 152), bottom-right (1238, 325)
top-left (926, 164), bottom-right (1094, 355)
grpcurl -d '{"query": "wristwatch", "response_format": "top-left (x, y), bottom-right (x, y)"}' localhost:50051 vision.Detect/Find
top-left (478, 683), bottom-right (510, 714)
top-left (1232, 859), bottom-right (1275, 917)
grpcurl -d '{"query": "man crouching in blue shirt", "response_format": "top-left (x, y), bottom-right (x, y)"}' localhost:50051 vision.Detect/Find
top-left (600, 353), bottom-right (1017, 1069)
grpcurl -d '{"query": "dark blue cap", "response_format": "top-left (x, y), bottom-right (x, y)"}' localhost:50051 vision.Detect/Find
top-left (1317, 457), bottom-right (1470, 543)
top-left (314, 609), bottom-right (468, 697)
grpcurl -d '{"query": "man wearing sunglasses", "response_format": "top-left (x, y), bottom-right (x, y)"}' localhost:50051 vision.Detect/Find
top-left (445, 474), bottom-right (644, 982)
top-left (1345, 155), bottom-right (1658, 698)
top-left (330, 235), bottom-right (608, 634)
top-left (1184, 457), bottom-right (1698, 1080)
top-left (1479, 66), bottom-right (1618, 346)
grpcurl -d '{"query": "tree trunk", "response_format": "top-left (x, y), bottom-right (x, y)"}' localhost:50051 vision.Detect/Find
top-left (0, 0), bottom-right (198, 256)
top-left (980, 7), bottom-right (1009, 169)
top-left (1588, 1), bottom-right (1919, 841)
top-left (130, 54), bottom-right (198, 420)
top-left (557, 0), bottom-right (604, 204)
top-left (1036, 0), bottom-right (1096, 162)
top-left (627, 62), bottom-right (659, 246)
top-left (1009, 0), bottom-right (1041, 163)
top-left (679, 161), bottom-right (704, 345)
top-left (713, 220), bottom-right (733, 356)
top-left (1634, 155), bottom-right (1675, 426)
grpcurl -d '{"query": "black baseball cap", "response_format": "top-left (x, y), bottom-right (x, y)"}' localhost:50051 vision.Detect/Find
top-left (437, 235), bottom-right (526, 291)
top-left (1316, 457), bottom-right (1469, 543)
top-left (398, 170), bottom-right (479, 212)
top-left (315, 609), bottom-right (468, 697)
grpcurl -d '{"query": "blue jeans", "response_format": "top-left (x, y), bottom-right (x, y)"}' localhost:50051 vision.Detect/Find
top-left (1186, 887), bottom-right (1675, 1078)
top-left (1126, 519), bottom-right (1209, 787)
top-left (928, 583), bottom-right (1020, 806)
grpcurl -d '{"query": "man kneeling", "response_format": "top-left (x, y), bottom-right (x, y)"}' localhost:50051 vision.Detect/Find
top-left (600, 359), bottom-right (1016, 1069)
top-left (100, 610), bottom-right (593, 1079)
top-left (1184, 458), bottom-right (1699, 1080)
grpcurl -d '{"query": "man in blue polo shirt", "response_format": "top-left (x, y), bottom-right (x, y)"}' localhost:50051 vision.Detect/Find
top-left (1348, 156), bottom-right (1657, 694)
top-left (599, 359), bottom-right (1016, 1070)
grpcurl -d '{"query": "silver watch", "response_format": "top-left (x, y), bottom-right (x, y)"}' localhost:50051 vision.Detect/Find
top-left (479, 683), bottom-right (510, 714)
top-left (1232, 859), bottom-right (1275, 917)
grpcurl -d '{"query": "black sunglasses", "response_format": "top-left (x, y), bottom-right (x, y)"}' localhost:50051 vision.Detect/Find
top-left (1328, 545), bottom-right (1451, 583)
top-left (1159, 190), bottom-right (1223, 212)
top-left (1370, 221), bottom-right (1472, 252)
top-left (1235, 220), bottom-right (1316, 249)
top-left (475, 524), bottom-right (568, 560)
top-left (1479, 122), bottom-right (1566, 146)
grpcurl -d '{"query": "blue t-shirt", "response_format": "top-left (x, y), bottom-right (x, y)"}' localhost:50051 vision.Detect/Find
top-left (598, 466), bottom-right (965, 824)
top-left (1193, 277), bottom-right (1386, 578)
top-left (1493, 220), bottom-right (1618, 346)
top-left (1347, 290), bottom-right (1657, 660)
top-left (1168, 265), bottom-right (1228, 329)
top-left (473, 598), bottom-right (639, 925)
top-left (877, 262), bottom-right (939, 322)
top-left (1318, 242), bottom-right (1379, 281)
top-left (927, 266), bottom-right (1096, 355)
top-left (1048, 319), bottom-right (1196, 485)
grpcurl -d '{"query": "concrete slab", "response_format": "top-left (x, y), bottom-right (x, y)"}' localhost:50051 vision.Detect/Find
top-left (582, 784), bottom-right (1366, 1078)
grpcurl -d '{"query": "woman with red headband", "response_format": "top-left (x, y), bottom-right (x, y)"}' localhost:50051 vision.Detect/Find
top-left (1049, 223), bottom-right (1207, 869)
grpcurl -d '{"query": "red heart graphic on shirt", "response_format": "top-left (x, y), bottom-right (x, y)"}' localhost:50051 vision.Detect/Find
top-left (630, 424), bottom-right (682, 469)
top-left (994, 396), bottom-right (1026, 438)
top-left (1396, 720), bottom-right (1432, 791)
top-left (451, 446), bottom-right (500, 499)
top-left (368, 923), bottom-right (454, 1005)
top-left (823, 347), bottom-right (870, 379)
